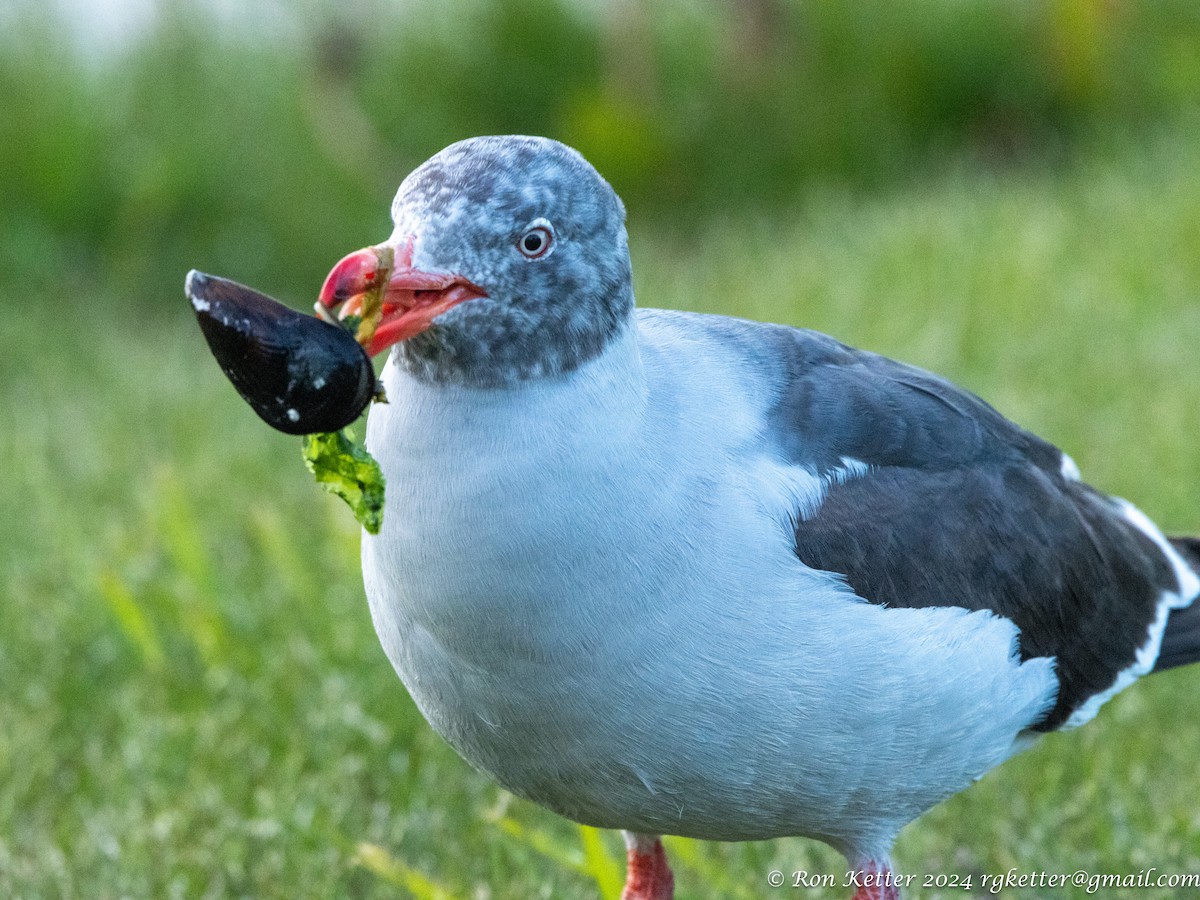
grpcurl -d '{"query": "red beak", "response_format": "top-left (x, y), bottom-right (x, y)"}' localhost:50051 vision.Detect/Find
top-left (317, 236), bottom-right (487, 356)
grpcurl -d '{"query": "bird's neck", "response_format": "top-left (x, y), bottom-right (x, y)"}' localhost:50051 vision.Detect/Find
top-left (391, 289), bottom-right (637, 388)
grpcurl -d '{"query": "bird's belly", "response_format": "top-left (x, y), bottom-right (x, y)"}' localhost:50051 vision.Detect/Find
top-left (359, 441), bottom-right (824, 834)
top-left (363, 491), bottom-right (1055, 846)
top-left (361, 500), bottom-right (685, 828)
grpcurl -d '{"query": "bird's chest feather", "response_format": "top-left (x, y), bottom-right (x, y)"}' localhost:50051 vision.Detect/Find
top-left (364, 348), bottom-right (664, 642)
top-left (361, 348), bottom-right (693, 706)
top-left (359, 356), bottom-right (719, 809)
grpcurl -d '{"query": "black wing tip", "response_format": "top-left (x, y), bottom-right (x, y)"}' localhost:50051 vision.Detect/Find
top-left (1153, 539), bottom-right (1200, 672)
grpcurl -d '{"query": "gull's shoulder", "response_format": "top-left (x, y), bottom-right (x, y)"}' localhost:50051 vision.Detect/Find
top-left (633, 306), bottom-right (1062, 476)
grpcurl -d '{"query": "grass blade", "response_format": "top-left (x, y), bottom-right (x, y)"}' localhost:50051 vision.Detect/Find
top-left (97, 568), bottom-right (165, 672)
top-left (578, 825), bottom-right (624, 900)
top-left (496, 815), bottom-right (586, 873)
top-left (353, 842), bottom-right (455, 900)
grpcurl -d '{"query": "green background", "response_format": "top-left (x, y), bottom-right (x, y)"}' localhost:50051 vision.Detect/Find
top-left (3, 1), bottom-right (1200, 897)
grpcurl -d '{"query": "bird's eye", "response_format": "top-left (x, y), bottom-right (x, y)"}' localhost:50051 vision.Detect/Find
top-left (517, 221), bottom-right (554, 260)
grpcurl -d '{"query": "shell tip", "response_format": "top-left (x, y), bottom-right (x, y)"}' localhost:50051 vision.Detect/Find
top-left (186, 270), bottom-right (213, 313)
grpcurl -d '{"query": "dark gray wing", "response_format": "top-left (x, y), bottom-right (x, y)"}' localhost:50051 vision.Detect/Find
top-left (710, 314), bottom-right (1183, 730)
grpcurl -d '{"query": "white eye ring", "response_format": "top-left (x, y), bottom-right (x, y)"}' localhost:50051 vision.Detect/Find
top-left (517, 219), bottom-right (554, 260)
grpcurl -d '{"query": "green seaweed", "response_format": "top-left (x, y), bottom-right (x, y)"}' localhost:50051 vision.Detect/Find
top-left (300, 430), bottom-right (386, 534)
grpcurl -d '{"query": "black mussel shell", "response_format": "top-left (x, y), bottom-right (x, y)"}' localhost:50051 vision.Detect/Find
top-left (186, 270), bottom-right (376, 435)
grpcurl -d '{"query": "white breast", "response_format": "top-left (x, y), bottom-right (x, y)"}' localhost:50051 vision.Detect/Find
top-left (361, 320), bottom-right (1058, 854)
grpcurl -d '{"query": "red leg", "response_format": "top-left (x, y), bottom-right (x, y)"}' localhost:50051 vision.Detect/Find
top-left (620, 832), bottom-right (674, 900)
top-left (849, 858), bottom-right (902, 900)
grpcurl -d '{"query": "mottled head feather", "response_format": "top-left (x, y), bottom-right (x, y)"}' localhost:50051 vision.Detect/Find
top-left (387, 135), bottom-right (633, 386)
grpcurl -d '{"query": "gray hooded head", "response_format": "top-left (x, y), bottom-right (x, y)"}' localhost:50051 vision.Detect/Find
top-left (387, 136), bottom-right (634, 386)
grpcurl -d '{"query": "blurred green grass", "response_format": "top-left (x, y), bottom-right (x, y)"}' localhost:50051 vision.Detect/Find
top-left (3, 0), bottom-right (1199, 310)
top-left (3, 124), bottom-right (1200, 897)
top-left (4, 1), bottom-right (1200, 897)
